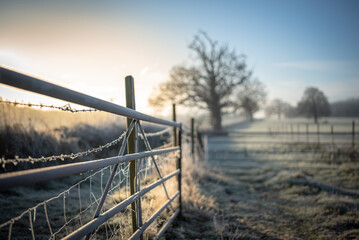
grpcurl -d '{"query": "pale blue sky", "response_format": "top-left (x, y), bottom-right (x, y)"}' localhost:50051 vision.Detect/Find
top-left (0, 0), bottom-right (358, 113)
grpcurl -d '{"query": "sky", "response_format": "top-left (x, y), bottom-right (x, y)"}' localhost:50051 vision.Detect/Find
top-left (1, 0), bottom-right (359, 115)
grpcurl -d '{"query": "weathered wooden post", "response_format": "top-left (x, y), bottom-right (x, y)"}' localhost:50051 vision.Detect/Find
top-left (173, 104), bottom-right (177, 147)
top-left (330, 125), bottom-right (334, 161)
top-left (317, 123), bottom-right (320, 147)
top-left (330, 125), bottom-right (334, 149)
top-left (306, 123), bottom-right (309, 145)
top-left (125, 76), bottom-right (140, 234)
top-left (203, 133), bottom-right (209, 161)
top-left (191, 118), bottom-right (195, 159)
top-left (172, 104), bottom-right (182, 216)
top-left (353, 120), bottom-right (355, 152)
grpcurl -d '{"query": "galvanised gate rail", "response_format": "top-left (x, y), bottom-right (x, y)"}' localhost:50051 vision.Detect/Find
top-left (0, 66), bottom-right (182, 239)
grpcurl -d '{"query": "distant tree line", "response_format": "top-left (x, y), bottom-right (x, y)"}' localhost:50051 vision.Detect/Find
top-left (266, 87), bottom-right (359, 122)
top-left (331, 98), bottom-right (359, 117)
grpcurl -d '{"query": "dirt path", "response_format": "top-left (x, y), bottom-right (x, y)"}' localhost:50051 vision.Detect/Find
top-left (198, 147), bottom-right (305, 239)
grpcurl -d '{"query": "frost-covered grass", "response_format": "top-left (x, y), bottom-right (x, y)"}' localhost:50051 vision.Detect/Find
top-left (0, 104), bottom-right (179, 239)
top-left (1, 105), bottom-right (358, 239)
top-left (166, 118), bottom-right (359, 239)
top-left (0, 155), bottom-right (179, 239)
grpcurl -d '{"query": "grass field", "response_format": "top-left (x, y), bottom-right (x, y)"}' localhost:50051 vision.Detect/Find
top-left (166, 118), bottom-right (359, 239)
top-left (1, 103), bottom-right (358, 239)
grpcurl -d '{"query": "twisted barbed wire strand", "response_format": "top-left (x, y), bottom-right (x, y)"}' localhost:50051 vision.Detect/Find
top-left (0, 100), bottom-right (98, 113)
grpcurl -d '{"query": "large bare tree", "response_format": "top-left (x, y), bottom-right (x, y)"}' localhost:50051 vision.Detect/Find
top-left (149, 32), bottom-right (251, 130)
top-left (297, 87), bottom-right (330, 123)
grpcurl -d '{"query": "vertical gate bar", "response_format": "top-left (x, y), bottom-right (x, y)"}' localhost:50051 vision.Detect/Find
top-left (125, 75), bottom-right (139, 234)
top-left (178, 124), bottom-right (183, 216)
top-left (172, 104), bottom-right (182, 216)
top-left (135, 156), bottom-right (143, 240)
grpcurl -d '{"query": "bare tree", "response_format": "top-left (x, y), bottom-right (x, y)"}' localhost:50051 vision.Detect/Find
top-left (237, 78), bottom-right (266, 121)
top-left (149, 31), bottom-right (251, 130)
top-left (297, 87), bottom-right (330, 123)
top-left (265, 99), bottom-right (294, 119)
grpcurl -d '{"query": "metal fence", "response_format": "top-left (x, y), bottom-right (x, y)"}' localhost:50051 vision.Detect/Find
top-left (204, 126), bottom-right (357, 150)
top-left (0, 66), bottom-right (182, 239)
top-left (202, 121), bottom-right (357, 165)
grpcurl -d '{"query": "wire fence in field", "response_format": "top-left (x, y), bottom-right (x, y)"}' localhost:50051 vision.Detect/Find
top-left (204, 119), bottom-right (357, 150)
top-left (0, 121), bottom-right (179, 240)
top-left (203, 120), bottom-right (358, 167)
top-left (0, 66), bottom-right (183, 240)
top-left (0, 126), bottom-right (172, 168)
top-left (0, 131), bottom-right (127, 168)
top-left (0, 154), bottom-right (129, 239)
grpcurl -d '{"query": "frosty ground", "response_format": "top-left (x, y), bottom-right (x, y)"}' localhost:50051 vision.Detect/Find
top-left (166, 118), bottom-right (359, 239)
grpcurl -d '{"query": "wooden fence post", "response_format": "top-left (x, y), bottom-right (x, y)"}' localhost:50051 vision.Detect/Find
top-left (306, 123), bottom-right (309, 145)
top-left (191, 118), bottom-right (195, 158)
top-left (196, 124), bottom-right (204, 160)
top-left (173, 104), bottom-right (177, 146)
top-left (125, 76), bottom-right (139, 234)
top-left (317, 123), bottom-right (320, 146)
top-left (172, 104), bottom-right (182, 216)
top-left (330, 125), bottom-right (334, 161)
top-left (353, 120), bottom-right (355, 152)
top-left (330, 125), bottom-right (334, 149)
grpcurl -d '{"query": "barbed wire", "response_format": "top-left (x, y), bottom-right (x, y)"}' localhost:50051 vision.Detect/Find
top-left (0, 99), bottom-right (98, 113)
top-left (0, 131), bottom-right (127, 168)
top-left (0, 125), bottom-right (175, 168)
top-left (0, 121), bottom-right (180, 239)
top-left (138, 126), bottom-right (172, 138)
